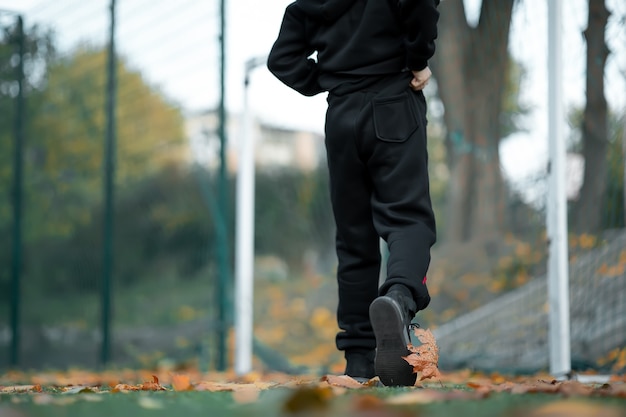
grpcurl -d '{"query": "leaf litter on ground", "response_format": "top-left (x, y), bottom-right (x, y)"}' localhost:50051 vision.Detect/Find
top-left (1, 353), bottom-right (626, 414)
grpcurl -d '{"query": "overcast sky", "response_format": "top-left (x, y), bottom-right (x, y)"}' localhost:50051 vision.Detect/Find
top-left (1, 0), bottom-right (625, 184)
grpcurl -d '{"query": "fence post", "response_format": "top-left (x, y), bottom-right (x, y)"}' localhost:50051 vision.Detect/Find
top-left (215, 0), bottom-right (232, 372)
top-left (10, 14), bottom-right (25, 368)
top-left (101, 0), bottom-right (117, 365)
top-left (547, 0), bottom-right (571, 378)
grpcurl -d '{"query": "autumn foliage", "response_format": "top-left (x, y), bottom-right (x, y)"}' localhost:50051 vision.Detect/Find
top-left (1, 368), bottom-right (626, 416)
top-left (404, 328), bottom-right (441, 381)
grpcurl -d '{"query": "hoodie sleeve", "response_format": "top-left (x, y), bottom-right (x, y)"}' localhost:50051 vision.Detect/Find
top-left (267, 3), bottom-right (324, 97)
top-left (396, 0), bottom-right (440, 71)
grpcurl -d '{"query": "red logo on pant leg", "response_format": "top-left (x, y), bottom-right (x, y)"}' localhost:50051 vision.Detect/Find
top-left (422, 276), bottom-right (427, 284)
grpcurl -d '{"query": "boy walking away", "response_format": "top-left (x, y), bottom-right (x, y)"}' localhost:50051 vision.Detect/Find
top-left (268, 0), bottom-right (439, 386)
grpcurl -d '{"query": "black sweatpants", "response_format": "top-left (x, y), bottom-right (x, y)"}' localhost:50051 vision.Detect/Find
top-left (324, 73), bottom-right (436, 352)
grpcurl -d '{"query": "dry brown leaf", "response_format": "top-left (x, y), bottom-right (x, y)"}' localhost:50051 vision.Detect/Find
top-left (556, 381), bottom-right (593, 397)
top-left (595, 383), bottom-right (626, 398)
top-left (140, 375), bottom-right (166, 391)
top-left (321, 375), bottom-right (366, 389)
top-left (111, 383), bottom-right (139, 393)
top-left (403, 328), bottom-right (441, 381)
top-left (171, 374), bottom-right (192, 392)
top-left (281, 386), bottom-right (334, 413)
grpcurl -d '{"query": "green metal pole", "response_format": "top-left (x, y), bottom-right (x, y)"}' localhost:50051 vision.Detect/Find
top-left (101, 0), bottom-right (117, 365)
top-left (216, 0), bottom-right (231, 371)
top-left (10, 14), bottom-right (25, 368)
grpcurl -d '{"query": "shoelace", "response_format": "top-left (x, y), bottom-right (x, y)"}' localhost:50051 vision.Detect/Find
top-left (406, 322), bottom-right (421, 340)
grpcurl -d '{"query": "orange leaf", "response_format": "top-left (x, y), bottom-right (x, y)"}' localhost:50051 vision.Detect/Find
top-left (403, 328), bottom-right (441, 381)
top-left (171, 374), bottom-right (192, 392)
top-left (140, 375), bottom-right (166, 391)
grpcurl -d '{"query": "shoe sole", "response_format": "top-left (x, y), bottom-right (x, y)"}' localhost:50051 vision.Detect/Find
top-left (369, 296), bottom-right (417, 387)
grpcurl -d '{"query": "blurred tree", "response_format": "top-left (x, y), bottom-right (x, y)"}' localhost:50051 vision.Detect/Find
top-left (431, 0), bottom-right (516, 242)
top-left (571, 0), bottom-right (611, 234)
top-left (603, 115), bottom-right (624, 230)
top-left (254, 167), bottom-right (334, 273)
top-left (26, 46), bottom-right (187, 240)
top-left (0, 22), bottom-right (53, 229)
top-left (568, 108), bottom-right (623, 231)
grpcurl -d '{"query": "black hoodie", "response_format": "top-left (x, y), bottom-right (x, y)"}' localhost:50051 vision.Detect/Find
top-left (267, 0), bottom-right (439, 96)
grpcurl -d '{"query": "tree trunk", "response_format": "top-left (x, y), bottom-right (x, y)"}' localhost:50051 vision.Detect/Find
top-left (573, 0), bottom-right (610, 234)
top-left (432, 0), bottom-right (514, 242)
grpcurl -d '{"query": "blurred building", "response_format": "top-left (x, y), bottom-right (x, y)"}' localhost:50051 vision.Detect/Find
top-left (184, 110), bottom-right (325, 173)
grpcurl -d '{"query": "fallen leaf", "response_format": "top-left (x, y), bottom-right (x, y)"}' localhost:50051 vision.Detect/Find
top-left (171, 374), bottom-right (192, 392)
top-left (0, 385), bottom-right (42, 394)
top-left (321, 375), bottom-right (365, 389)
top-left (281, 386), bottom-right (334, 413)
top-left (140, 375), bottom-right (166, 391)
top-left (403, 328), bottom-right (441, 381)
top-left (556, 381), bottom-right (593, 397)
top-left (111, 383), bottom-right (139, 393)
top-left (194, 381), bottom-right (238, 392)
top-left (595, 383), bottom-right (626, 398)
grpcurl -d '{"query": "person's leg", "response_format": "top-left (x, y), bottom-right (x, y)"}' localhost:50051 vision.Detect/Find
top-left (366, 82), bottom-right (436, 310)
top-left (325, 92), bottom-right (381, 378)
top-left (359, 76), bottom-right (436, 386)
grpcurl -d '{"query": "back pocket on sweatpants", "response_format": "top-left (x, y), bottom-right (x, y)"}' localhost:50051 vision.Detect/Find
top-left (372, 92), bottom-right (418, 143)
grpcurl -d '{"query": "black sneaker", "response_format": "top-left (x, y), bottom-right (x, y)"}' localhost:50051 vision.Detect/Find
top-left (369, 293), bottom-right (417, 386)
top-left (344, 349), bottom-right (375, 383)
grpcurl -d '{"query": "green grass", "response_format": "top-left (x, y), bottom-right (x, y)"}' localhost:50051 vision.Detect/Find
top-left (1, 389), bottom-right (625, 417)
